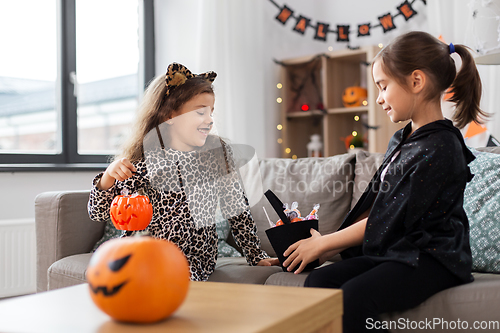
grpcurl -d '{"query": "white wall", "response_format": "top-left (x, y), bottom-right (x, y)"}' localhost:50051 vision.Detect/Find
top-left (0, 171), bottom-right (98, 221)
top-left (0, 0), bottom-right (430, 222)
top-left (153, 0), bottom-right (428, 159)
top-left (7, 0), bottom-right (498, 222)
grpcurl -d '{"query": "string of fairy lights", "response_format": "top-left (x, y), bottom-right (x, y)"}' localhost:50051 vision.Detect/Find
top-left (270, 0), bottom-right (427, 158)
top-left (274, 47), bottom-right (382, 159)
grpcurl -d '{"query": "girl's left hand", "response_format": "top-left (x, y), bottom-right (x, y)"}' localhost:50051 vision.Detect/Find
top-left (257, 258), bottom-right (280, 266)
top-left (283, 228), bottom-right (323, 274)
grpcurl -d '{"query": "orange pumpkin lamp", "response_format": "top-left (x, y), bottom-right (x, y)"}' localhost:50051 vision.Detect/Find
top-left (86, 236), bottom-right (190, 323)
top-left (110, 191), bottom-right (153, 231)
top-left (342, 86), bottom-right (367, 107)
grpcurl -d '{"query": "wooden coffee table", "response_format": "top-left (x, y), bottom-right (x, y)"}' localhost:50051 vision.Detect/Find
top-left (0, 282), bottom-right (342, 333)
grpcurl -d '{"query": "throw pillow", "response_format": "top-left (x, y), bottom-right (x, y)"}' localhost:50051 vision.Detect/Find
top-left (214, 208), bottom-right (242, 257)
top-left (91, 219), bottom-right (122, 252)
top-left (463, 149), bottom-right (500, 273)
top-left (351, 150), bottom-right (385, 209)
top-left (245, 153), bottom-right (356, 256)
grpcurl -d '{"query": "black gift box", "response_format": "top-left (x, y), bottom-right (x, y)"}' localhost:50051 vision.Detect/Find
top-left (265, 219), bottom-right (320, 272)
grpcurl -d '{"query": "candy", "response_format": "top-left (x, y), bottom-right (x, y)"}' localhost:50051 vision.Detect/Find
top-left (274, 202), bottom-right (319, 226)
top-left (306, 204), bottom-right (320, 220)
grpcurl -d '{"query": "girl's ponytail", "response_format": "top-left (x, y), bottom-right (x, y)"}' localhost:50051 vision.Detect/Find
top-left (448, 44), bottom-right (489, 128)
top-left (375, 32), bottom-right (488, 129)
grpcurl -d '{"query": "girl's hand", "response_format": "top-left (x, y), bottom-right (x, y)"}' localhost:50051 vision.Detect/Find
top-left (98, 158), bottom-right (137, 190)
top-left (282, 228), bottom-right (323, 274)
top-left (257, 258), bottom-right (280, 266)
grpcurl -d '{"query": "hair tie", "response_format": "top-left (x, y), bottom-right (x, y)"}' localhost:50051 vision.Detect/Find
top-left (449, 43), bottom-right (455, 54)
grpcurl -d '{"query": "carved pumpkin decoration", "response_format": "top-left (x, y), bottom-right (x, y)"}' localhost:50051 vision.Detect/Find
top-left (342, 86), bottom-right (367, 107)
top-left (110, 191), bottom-right (153, 231)
top-left (86, 236), bottom-right (190, 323)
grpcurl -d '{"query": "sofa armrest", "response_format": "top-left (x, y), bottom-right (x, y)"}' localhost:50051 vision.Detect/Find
top-left (35, 190), bottom-right (105, 292)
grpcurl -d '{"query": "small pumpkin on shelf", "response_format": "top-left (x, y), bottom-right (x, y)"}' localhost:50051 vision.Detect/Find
top-left (342, 86), bottom-right (367, 108)
top-left (86, 235), bottom-right (190, 323)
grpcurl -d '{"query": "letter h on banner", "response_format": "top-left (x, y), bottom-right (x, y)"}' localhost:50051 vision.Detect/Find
top-left (275, 5), bottom-right (293, 24)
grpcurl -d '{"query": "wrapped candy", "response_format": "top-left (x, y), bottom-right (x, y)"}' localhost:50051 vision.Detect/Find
top-left (306, 204), bottom-right (320, 220)
top-left (273, 202), bottom-right (319, 226)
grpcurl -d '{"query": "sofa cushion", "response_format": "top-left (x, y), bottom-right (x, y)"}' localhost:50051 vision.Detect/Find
top-left (464, 149), bottom-right (500, 273)
top-left (265, 271), bottom-right (309, 287)
top-left (241, 153), bottom-right (356, 256)
top-left (381, 272), bottom-right (500, 332)
top-left (476, 146), bottom-right (500, 154)
top-left (215, 208), bottom-right (242, 257)
top-left (208, 257), bottom-right (282, 284)
top-left (47, 253), bottom-right (92, 290)
top-left (351, 150), bottom-right (385, 209)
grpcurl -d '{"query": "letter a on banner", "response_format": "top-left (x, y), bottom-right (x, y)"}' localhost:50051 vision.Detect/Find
top-left (294, 15), bottom-right (310, 34)
top-left (315, 22), bottom-right (329, 41)
top-left (336, 25), bottom-right (350, 42)
top-left (358, 23), bottom-right (371, 37)
top-left (276, 5), bottom-right (293, 25)
top-left (378, 13), bottom-right (396, 33)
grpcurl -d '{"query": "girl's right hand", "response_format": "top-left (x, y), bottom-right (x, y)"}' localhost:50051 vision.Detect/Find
top-left (282, 228), bottom-right (324, 274)
top-left (97, 158), bottom-right (137, 190)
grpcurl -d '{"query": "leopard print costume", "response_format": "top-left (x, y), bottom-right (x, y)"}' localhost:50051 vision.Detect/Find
top-left (88, 136), bottom-right (269, 281)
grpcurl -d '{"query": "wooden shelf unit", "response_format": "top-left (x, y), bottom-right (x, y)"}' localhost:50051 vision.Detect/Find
top-left (278, 46), bottom-right (404, 158)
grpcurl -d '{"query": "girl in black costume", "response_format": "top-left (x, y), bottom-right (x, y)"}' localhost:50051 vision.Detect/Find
top-left (282, 31), bottom-right (487, 332)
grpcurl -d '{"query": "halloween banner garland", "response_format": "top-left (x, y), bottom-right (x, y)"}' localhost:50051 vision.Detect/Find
top-left (270, 0), bottom-right (426, 45)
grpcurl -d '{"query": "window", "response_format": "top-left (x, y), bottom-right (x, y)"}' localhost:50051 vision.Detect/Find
top-left (0, 0), bottom-right (154, 169)
top-left (0, 0), bottom-right (58, 154)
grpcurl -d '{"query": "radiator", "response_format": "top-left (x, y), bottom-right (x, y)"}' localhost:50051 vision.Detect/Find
top-left (0, 219), bottom-right (36, 298)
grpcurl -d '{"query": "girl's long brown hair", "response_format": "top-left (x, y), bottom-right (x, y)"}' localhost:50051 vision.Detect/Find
top-left (116, 75), bottom-right (214, 162)
top-left (374, 31), bottom-right (488, 128)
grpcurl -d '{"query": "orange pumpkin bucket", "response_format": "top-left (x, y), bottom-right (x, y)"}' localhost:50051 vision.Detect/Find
top-left (110, 191), bottom-right (153, 231)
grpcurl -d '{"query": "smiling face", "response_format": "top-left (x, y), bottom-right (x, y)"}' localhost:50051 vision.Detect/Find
top-left (372, 60), bottom-right (415, 124)
top-left (167, 93), bottom-right (215, 151)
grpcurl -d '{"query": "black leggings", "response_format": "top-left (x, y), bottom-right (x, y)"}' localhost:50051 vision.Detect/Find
top-left (304, 253), bottom-right (463, 333)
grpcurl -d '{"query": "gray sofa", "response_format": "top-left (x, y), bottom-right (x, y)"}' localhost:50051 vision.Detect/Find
top-left (36, 149), bottom-right (500, 332)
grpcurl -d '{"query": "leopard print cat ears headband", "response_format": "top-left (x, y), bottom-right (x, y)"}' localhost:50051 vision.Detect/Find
top-left (165, 63), bottom-right (217, 96)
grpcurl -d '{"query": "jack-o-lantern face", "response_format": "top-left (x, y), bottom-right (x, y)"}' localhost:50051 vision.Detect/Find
top-left (110, 193), bottom-right (153, 231)
top-left (342, 86), bottom-right (367, 107)
top-left (86, 236), bottom-right (190, 323)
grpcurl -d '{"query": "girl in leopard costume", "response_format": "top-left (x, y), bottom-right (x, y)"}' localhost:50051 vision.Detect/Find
top-left (88, 63), bottom-right (278, 281)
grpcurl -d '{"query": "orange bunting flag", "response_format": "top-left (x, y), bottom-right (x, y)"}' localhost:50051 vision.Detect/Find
top-left (378, 13), bottom-right (396, 32)
top-left (358, 23), bottom-right (371, 37)
top-left (276, 5), bottom-right (293, 25)
top-left (293, 15), bottom-right (310, 34)
top-left (315, 22), bottom-right (329, 41)
top-left (397, 0), bottom-right (418, 21)
top-left (337, 25), bottom-right (350, 42)
top-left (269, 0), bottom-right (426, 42)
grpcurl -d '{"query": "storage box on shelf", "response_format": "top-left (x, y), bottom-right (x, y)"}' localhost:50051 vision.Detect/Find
top-left (278, 45), bottom-right (404, 158)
